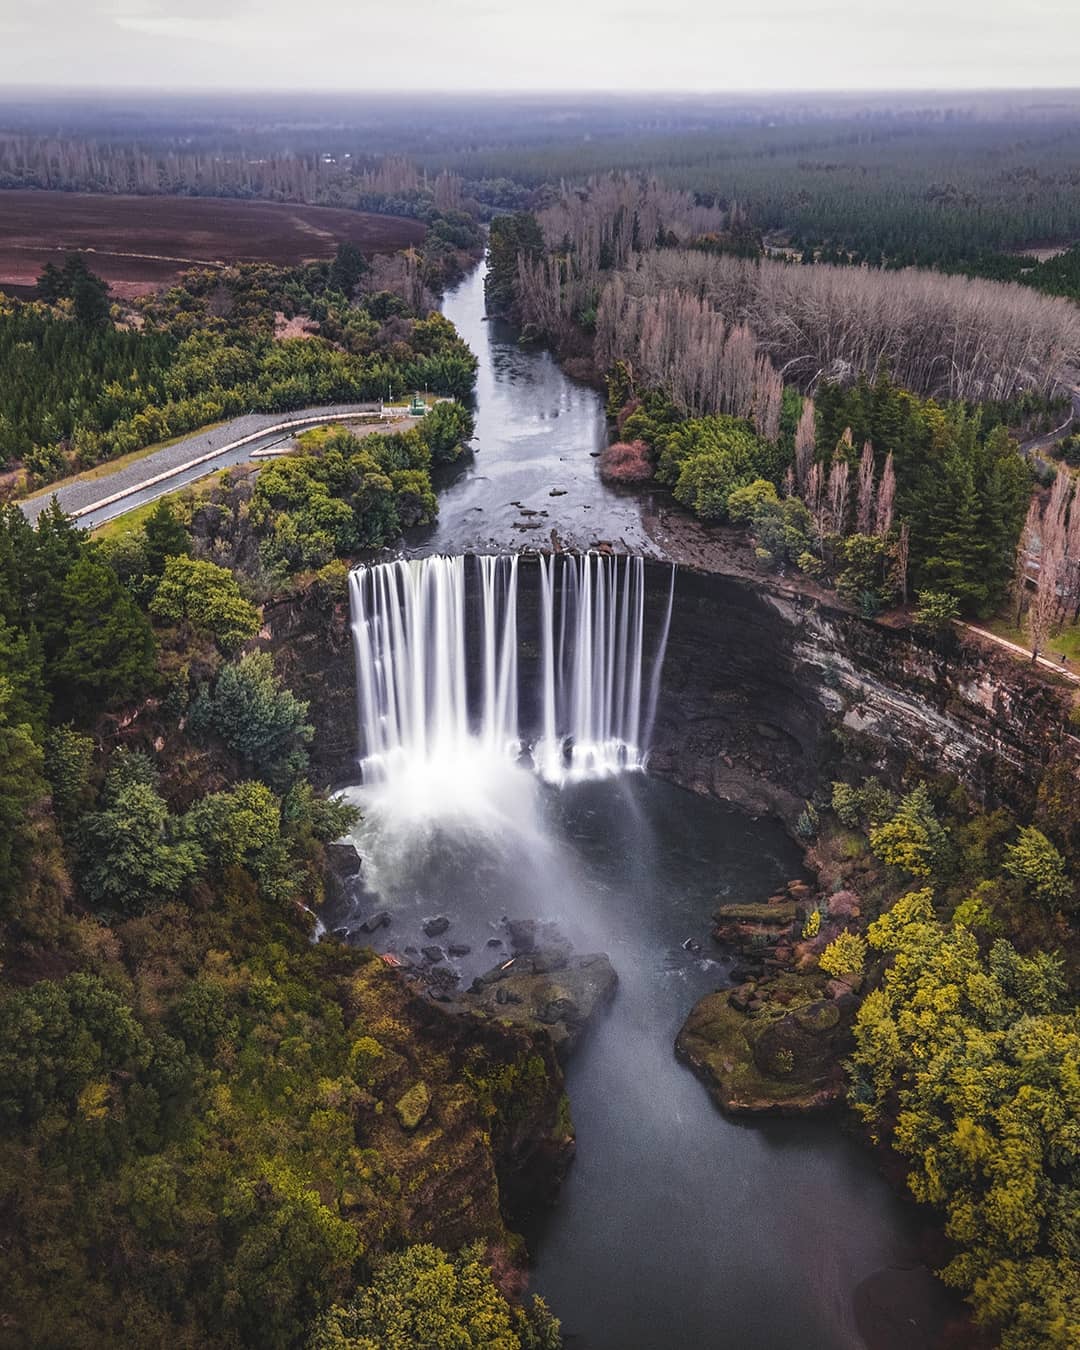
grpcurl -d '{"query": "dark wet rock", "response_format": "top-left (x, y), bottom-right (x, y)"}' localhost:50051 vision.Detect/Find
top-left (421, 945), bottom-right (445, 964)
top-left (423, 916), bottom-right (450, 938)
top-left (727, 982), bottom-right (757, 1012)
top-left (506, 920), bottom-right (537, 953)
top-left (323, 841), bottom-right (363, 907)
top-left (448, 943), bottom-right (471, 958)
top-left (682, 937), bottom-right (703, 953)
top-left (325, 841), bottom-right (362, 877)
top-left (486, 937), bottom-right (504, 948)
top-left (465, 952), bottom-right (617, 1059)
top-left (358, 910), bottom-right (392, 934)
top-left (404, 945), bottom-right (419, 956)
top-left (506, 920), bottom-right (572, 966)
top-left (677, 972), bottom-right (852, 1115)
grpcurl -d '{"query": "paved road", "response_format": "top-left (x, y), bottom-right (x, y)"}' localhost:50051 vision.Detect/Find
top-left (20, 403), bottom-right (382, 530)
top-left (1019, 375), bottom-right (1080, 460)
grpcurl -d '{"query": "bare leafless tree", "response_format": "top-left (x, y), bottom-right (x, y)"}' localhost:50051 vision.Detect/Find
top-left (805, 461), bottom-right (828, 542)
top-left (794, 397), bottom-right (816, 491)
top-left (856, 441), bottom-right (876, 534)
top-left (875, 452), bottom-right (896, 537)
top-left (892, 520), bottom-right (911, 605)
top-left (586, 247), bottom-right (1080, 402)
top-left (827, 458), bottom-right (851, 536)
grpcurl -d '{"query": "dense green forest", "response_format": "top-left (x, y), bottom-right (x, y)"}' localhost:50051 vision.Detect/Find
top-left (0, 398), bottom-right (564, 1347)
top-left (607, 353), bottom-right (1037, 620)
top-left (0, 249), bottom-right (477, 485)
top-left (956, 244), bottom-right (1080, 303)
top-left (810, 770), bottom-right (1080, 1348)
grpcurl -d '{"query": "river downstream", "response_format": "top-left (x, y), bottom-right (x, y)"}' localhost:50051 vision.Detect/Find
top-left (343, 262), bottom-right (933, 1350)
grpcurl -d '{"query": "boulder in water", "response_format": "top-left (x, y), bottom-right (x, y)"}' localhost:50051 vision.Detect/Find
top-left (422, 945), bottom-right (446, 964)
top-left (466, 951), bottom-right (617, 1058)
top-left (358, 910), bottom-right (392, 934)
top-left (325, 842), bottom-right (362, 877)
top-left (423, 915), bottom-right (450, 937)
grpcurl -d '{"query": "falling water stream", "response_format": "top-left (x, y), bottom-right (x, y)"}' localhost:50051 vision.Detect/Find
top-left (331, 263), bottom-right (935, 1349)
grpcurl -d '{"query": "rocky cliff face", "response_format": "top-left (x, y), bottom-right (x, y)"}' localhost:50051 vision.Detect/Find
top-left (262, 585), bottom-right (359, 787)
top-left (265, 557), bottom-right (1078, 819)
top-left (645, 563), bottom-right (1077, 826)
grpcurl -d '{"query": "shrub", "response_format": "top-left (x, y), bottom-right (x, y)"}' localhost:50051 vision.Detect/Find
top-left (818, 931), bottom-right (867, 977)
top-left (307, 1242), bottom-right (562, 1350)
top-left (831, 782), bottom-right (863, 828)
top-left (802, 909), bottom-right (821, 939)
top-left (151, 556), bottom-right (260, 652)
top-left (870, 784), bottom-right (949, 878)
top-left (1003, 826), bottom-right (1073, 908)
top-left (416, 400), bottom-right (474, 464)
top-left (913, 589), bottom-right (960, 635)
top-left (599, 439), bottom-right (653, 484)
top-left (188, 651), bottom-right (313, 788)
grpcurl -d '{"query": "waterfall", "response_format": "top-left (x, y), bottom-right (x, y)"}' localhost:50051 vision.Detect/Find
top-left (349, 553), bottom-right (673, 788)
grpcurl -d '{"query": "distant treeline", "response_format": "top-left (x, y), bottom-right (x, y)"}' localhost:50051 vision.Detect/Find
top-left (5, 95), bottom-right (1080, 265)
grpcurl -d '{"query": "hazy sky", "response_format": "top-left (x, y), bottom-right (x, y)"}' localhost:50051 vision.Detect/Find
top-left (1, 0), bottom-right (1078, 91)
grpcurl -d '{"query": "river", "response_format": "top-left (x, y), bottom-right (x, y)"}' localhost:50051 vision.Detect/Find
top-left (340, 262), bottom-right (937, 1350)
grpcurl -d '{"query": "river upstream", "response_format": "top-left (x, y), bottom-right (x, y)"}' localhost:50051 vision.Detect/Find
top-left (340, 262), bottom-right (934, 1350)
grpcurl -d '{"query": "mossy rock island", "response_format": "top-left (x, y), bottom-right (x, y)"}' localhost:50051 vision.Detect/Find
top-left (676, 973), bottom-right (855, 1115)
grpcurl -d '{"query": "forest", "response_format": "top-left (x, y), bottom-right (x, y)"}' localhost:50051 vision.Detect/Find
top-left (0, 247), bottom-right (477, 486)
top-left (0, 390), bottom-right (571, 1347)
top-left (809, 767), bottom-right (1080, 1350)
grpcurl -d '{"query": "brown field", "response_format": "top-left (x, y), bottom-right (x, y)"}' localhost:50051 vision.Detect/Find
top-left (0, 190), bottom-right (426, 298)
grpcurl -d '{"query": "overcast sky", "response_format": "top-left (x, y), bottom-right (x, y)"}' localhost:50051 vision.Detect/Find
top-left (1, 0), bottom-right (1078, 92)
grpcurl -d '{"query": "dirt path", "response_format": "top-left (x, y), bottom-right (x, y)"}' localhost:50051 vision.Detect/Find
top-left (959, 622), bottom-right (1080, 685)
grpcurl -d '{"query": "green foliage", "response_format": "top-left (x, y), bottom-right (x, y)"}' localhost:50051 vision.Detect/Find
top-left (487, 212), bottom-right (544, 314)
top-left (1002, 826), bottom-right (1073, 909)
top-left (851, 894), bottom-right (1080, 1347)
top-left (416, 400), bottom-right (475, 464)
top-left (818, 931), bottom-right (867, 977)
top-left (308, 1242), bottom-right (562, 1350)
top-left (658, 416), bottom-right (773, 521)
top-left (43, 725), bottom-right (95, 826)
top-left (815, 375), bottom-right (1031, 617)
top-left (142, 499), bottom-right (193, 577)
top-left (151, 555), bottom-right (261, 652)
top-left (0, 685), bottom-right (47, 911)
top-left (913, 589), bottom-right (960, 634)
top-left (248, 426), bottom-right (436, 577)
top-left (869, 784), bottom-right (949, 878)
top-left (189, 651), bottom-right (313, 788)
top-left (795, 801), bottom-right (819, 839)
top-left (50, 556), bottom-right (156, 718)
top-left (4, 258), bottom-right (477, 485)
top-left (726, 478), bottom-right (779, 523)
top-left (75, 751), bottom-right (202, 913)
top-left (835, 533), bottom-right (888, 605)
